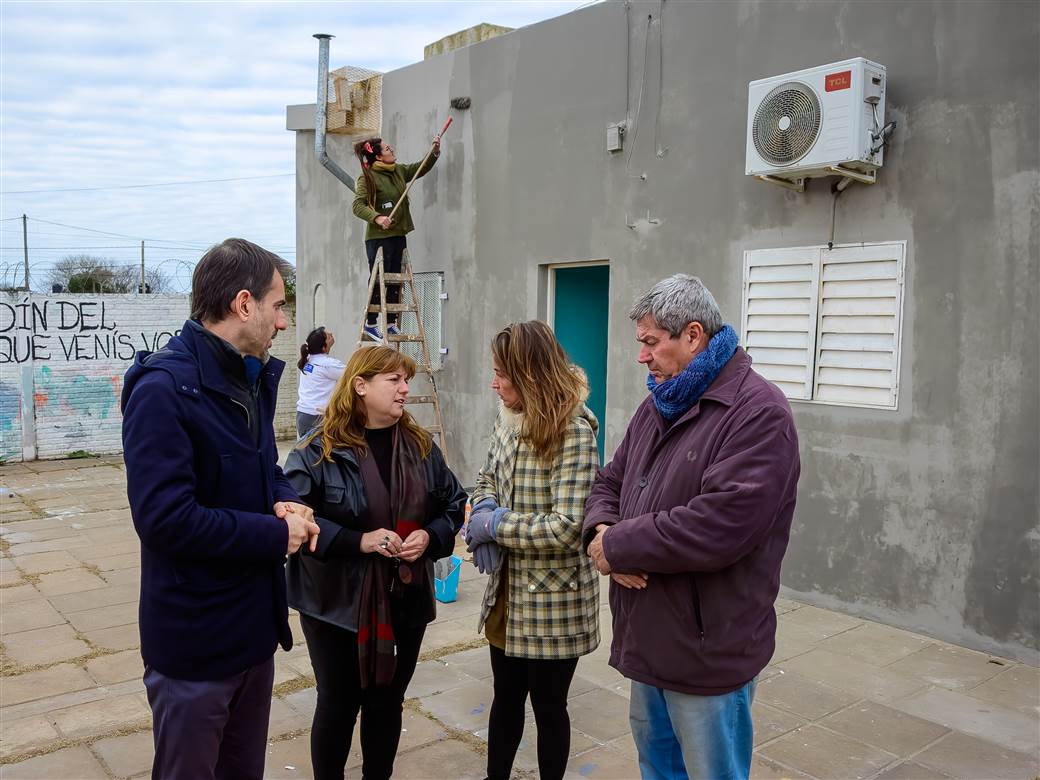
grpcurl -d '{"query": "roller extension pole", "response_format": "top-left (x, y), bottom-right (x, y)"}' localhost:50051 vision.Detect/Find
top-left (386, 117), bottom-right (452, 225)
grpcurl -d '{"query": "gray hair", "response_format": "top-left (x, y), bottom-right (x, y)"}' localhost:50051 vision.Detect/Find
top-left (628, 274), bottom-right (723, 337)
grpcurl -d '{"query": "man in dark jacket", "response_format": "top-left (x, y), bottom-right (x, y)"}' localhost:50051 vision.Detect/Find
top-left (121, 238), bottom-right (320, 780)
top-left (583, 274), bottom-right (799, 780)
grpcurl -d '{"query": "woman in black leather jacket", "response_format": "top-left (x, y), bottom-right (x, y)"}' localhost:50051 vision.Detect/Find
top-left (283, 345), bottom-right (465, 780)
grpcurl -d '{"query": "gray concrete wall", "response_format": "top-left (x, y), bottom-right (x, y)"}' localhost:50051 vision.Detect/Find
top-left (290, 0), bottom-right (1039, 662)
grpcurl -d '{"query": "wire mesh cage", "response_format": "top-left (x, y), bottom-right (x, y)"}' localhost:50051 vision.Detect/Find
top-left (399, 271), bottom-right (444, 371)
top-left (327, 65), bottom-right (382, 135)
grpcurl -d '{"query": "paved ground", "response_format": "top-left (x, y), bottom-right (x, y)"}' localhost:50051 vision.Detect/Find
top-left (1, 452), bottom-right (1038, 779)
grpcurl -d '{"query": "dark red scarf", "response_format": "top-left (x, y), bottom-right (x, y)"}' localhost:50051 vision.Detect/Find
top-left (356, 426), bottom-right (427, 689)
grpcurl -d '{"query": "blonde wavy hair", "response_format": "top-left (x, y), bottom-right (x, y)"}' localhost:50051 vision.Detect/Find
top-left (492, 320), bottom-right (588, 461)
top-left (302, 345), bottom-right (432, 462)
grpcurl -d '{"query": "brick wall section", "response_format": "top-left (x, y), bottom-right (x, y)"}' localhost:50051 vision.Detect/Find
top-left (0, 293), bottom-right (297, 461)
top-left (270, 307), bottom-right (298, 440)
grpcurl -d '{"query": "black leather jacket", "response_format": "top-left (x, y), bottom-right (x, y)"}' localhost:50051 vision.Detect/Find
top-left (283, 433), bottom-right (466, 632)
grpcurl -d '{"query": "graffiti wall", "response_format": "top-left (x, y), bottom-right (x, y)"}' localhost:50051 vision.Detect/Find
top-left (0, 293), bottom-right (189, 461)
top-left (0, 293), bottom-right (299, 462)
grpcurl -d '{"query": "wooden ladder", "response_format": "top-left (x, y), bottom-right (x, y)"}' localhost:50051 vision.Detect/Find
top-left (356, 247), bottom-right (447, 461)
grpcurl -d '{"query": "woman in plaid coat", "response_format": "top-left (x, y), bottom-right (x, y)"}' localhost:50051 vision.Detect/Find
top-left (465, 320), bottom-right (601, 780)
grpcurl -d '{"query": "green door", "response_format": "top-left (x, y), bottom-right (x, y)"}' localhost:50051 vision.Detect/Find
top-left (552, 265), bottom-right (609, 461)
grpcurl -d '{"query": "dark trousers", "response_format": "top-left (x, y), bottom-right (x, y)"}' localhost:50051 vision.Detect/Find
top-left (300, 612), bottom-right (425, 780)
top-left (144, 656), bottom-right (274, 780)
top-left (487, 645), bottom-right (580, 780)
top-left (365, 236), bottom-right (407, 324)
top-left (296, 411), bottom-right (320, 438)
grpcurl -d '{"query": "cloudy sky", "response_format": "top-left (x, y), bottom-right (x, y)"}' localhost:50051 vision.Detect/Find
top-left (0, 1), bottom-right (589, 291)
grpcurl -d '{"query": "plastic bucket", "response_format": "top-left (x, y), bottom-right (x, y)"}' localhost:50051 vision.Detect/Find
top-left (435, 554), bottom-right (462, 603)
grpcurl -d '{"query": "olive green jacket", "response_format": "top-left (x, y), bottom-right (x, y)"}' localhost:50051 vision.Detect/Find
top-left (471, 405), bottom-right (601, 660)
top-left (351, 154), bottom-right (438, 241)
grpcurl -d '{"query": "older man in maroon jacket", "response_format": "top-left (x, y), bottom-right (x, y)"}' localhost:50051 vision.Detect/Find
top-left (583, 274), bottom-right (799, 780)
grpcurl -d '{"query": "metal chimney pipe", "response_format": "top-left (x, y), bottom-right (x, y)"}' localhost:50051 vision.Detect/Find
top-left (313, 33), bottom-right (356, 191)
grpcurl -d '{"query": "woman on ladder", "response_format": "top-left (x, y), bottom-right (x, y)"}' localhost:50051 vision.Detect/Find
top-left (352, 135), bottom-right (440, 343)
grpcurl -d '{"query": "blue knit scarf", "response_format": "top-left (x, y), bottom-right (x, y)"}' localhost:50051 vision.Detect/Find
top-left (647, 324), bottom-right (738, 421)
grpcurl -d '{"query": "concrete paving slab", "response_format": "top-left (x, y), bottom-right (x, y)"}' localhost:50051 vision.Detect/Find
top-left (8, 537), bottom-right (92, 556)
top-left (46, 584), bottom-right (137, 614)
top-left (566, 743), bottom-right (641, 779)
top-left (88, 552), bottom-right (140, 572)
top-left (817, 621), bottom-right (935, 667)
top-left (90, 730), bottom-right (153, 778)
top-left (1, 746), bottom-right (110, 778)
top-left (754, 670), bottom-right (859, 720)
top-left (771, 619), bottom-right (824, 663)
top-left (2, 598), bottom-right (66, 634)
top-left (50, 692), bottom-right (151, 739)
top-left (268, 696), bottom-right (312, 739)
top-left (503, 717), bottom-right (601, 773)
top-left (3, 623), bottom-right (92, 667)
top-left (0, 715), bottom-right (61, 760)
top-left (758, 724), bottom-right (897, 779)
top-left (779, 604), bottom-right (865, 641)
top-left (420, 617), bottom-right (481, 654)
top-left (85, 648), bottom-right (144, 685)
top-left (264, 735), bottom-right (314, 779)
top-left (575, 654), bottom-right (629, 698)
top-left (80, 622), bottom-right (140, 653)
top-left (33, 567), bottom-right (109, 597)
top-left (965, 663), bottom-right (1040, 719)
top-left (816, 700), bottom-right (950, 756)
top-left (65, 600), bottom-right (139, 633)
top-left (888, 643), bottom-right (1009, 691)
top-left (98, 566), bottom-right (141, 588)
top-left (780, 649), bottom-right (930, 703)
top-left (566, 688), bottom-right (633, 743)
top-left (9, 550), bottom-right (83, 575)
top-left (752, 701), bottom-right (808, 747)
top-left (2, 663), bottom-right (97, 706)
top-left (69, 541), bottom-right (140, 566)
top-left (391, 737), bottom-right (486, 780)
top-left (0, 583), bottom-right (45, 604)
top-left (889, 686), bottom-right (1040, 755)
top-left (441, 645), bottom-right (494, 680)
top-left (912, 730), bottom-right (1040, 780)
top-left (750, 755), bottom-right (814, 779)
top-left (406, 658), bottom-right (482, 699)
top-left (874, 760), bottom-right (959, 780)
top-left (419, 679), bottom-right (495, 734)
top-left (398, 707), bottom-right (451, 750)
top-left (283, 687), bottom-right (318, 720)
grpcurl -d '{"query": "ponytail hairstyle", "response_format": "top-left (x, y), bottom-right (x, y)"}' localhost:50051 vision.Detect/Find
top-left (353, 137), bottom-right (383, 210)
top-left (298, 326), bottom-right (327, 371)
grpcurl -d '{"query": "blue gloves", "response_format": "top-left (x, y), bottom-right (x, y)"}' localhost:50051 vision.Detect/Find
top-left (466, 498), bottom-right (507, 575)
top-left (473, 542), bottom-right (501, 574)
top-left (466, 505), bottom-right (508, 549)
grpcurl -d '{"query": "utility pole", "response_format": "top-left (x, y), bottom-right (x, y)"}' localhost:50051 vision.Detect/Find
top-left (140, 240), bottom-right (146, 293)
top-left (22, 214), bottom-right (29, 291)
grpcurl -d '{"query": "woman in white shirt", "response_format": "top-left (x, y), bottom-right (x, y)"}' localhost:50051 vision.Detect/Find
top-left (297, 327), bottom-right (345, 437)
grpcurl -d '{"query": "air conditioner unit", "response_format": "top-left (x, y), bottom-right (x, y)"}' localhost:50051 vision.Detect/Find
top-left (746, 57), bottom-right (887, 190)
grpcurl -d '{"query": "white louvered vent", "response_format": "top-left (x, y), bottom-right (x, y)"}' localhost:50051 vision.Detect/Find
top-left (741, 248), bottom-right (819, 400)
top-left (742, 242), bottom-right (905, 408)
top-left (814, 244), bottom-right (904, 407)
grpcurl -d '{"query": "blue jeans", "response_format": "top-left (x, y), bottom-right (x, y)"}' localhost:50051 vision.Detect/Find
top-left (629, 677), bottom-right (757, 780)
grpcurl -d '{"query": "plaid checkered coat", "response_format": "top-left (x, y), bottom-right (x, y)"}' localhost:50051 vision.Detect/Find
top-left (472, 405), bottom-right (601, 659)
